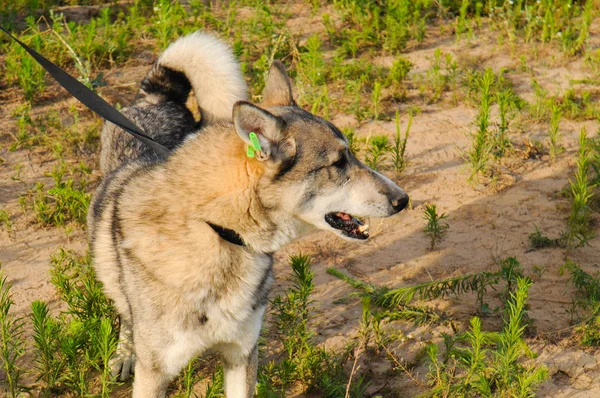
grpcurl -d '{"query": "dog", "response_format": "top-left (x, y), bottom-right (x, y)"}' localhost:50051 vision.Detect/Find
top-left (88, 31), bottom-right (409, 398)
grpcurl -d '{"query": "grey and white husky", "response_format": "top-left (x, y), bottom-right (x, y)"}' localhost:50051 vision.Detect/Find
top-left (88, 31), bottom-right (408, 397)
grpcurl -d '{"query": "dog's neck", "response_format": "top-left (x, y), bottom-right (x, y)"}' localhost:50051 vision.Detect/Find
top-left (163, 124), bottom-right (307, 253)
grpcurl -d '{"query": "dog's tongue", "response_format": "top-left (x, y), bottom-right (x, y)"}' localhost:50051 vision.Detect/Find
top-left (336, 212), bottom-right (352, 221)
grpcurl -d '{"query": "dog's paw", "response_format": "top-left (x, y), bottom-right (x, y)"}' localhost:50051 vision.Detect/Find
top-left (110, 347), bottom-right (136, 381)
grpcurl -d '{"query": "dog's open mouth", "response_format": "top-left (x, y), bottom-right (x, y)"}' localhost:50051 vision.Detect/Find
top-left (324, 212), bottom-right (369, 240)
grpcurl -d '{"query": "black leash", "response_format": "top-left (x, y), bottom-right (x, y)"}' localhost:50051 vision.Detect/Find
top-left (0, 25), bottom-right (171, 158)
top-left (1, 25), bottom-right (247, 247)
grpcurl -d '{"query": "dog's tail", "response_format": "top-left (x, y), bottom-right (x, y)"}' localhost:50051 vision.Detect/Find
top-left (141, 31), bottom-right (248, 123)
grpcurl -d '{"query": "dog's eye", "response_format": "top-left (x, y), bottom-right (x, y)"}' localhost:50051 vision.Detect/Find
top-left (331, 156), bottom-right (347, 169)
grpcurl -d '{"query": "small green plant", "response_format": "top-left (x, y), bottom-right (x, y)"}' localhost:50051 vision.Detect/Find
top-left (30, 300), bottom-right (65, 392)
top-left (371, 81), bottom-right (383, 120)
top-left (387, 57), bottom-right (412, 89)
top-left (529, 79), bottom-right (552, 121)
top-left (30, 249), bottom-right (117, 395)
top-left (423, 204), bottom-right (449, 250)
top-left (565, 127), bottom-right (594, 248)
top-left (560, 261), bottom-right (600, 345)
top-left (528, 225), bottom-right (564, 249)
top-left (423, 278), bottom-right (547, 398)
top-left (0, 210), bottom-right (12, 233)
top-left (329, 256), bottom-right (529, 324)
top-left (270, 254), bottom-right (319, 385)
top-left (342, 127), bottom-right (361, 155)
top-left (31, 164), bottom-right (90, 227)
top-left (365, 135), bottom-right (390, 171)
top-left (467, 68), bottom-right (494, 183)
top-left (297, 34), bottom-right (327, 86)
top-left (391, 110), bottom-right (412, 174)
top-left (585, 48), bottom-right (600, 76)
top-left (310, 86), bottom-right (333, 120)
top-left (345, 79), bottom-right (368, 121)
top-left (558, 88), bottom-right (599, 121)
top-left (94, 318), bottom-right (118, 397)
top-left (420, 49), bottom-right (454, 102)
top-left (204, 367), bottom-right (224, 397)
top-left (5, 31), bottom-right (46, 101)
top-left (151, 0), bottom-right (187, 49)
top-left (455, 0), bottom-right (471, 41)
top-left (492, 89), bottom-right (513, 158)
top-left (264, 254), bottom-right (357, 395)
top-left (0, 271), bottom-right (26, 397)
top-left (548, 103), bottom-right (563, 160)
top-left (563, 0), bottom-right (593, 56)
top-left (177, 358), bottom-right (200, 398)
top-left (8, 102), bottom-right (36, 151)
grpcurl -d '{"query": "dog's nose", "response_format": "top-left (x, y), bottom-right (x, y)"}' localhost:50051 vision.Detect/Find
top-left (392, 193), bottom-right (409, 213)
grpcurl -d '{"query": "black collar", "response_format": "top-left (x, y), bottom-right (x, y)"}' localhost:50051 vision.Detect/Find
top-left (207, 222), bottom-right (246, 247)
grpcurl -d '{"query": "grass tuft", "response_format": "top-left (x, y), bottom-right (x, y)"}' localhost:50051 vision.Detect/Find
top-left (423, 278), bottom-right (547, 397)
top-left (423, 203), bottom-right (449, 250)
top-left (391, 110), bottom-right (412, 174)
top-left (0, 270), bottom-right (26, 397)
top-left (467, 68), bottom-right (494, 183)
top-left (565, 127), bottom-right (594, 248)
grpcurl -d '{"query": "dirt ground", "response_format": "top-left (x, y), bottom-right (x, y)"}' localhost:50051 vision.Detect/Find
top-left (2, 3), bottom-right (600, 397)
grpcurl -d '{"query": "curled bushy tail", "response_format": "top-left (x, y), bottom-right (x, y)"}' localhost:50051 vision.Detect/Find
top-left (100, 32), bottom-right (246, 174)
top-left (143, 31), bottom-right (248, 122)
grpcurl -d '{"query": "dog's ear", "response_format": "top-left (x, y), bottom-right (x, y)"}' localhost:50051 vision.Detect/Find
top-left (233, 101), bottom-right (296, 164)
top-left (261, 60), bottom-right (295, 107)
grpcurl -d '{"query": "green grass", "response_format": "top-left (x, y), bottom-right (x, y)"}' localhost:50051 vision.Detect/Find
top-left (0, 270), bottom-right (26, 397)
top-left (4, 29), bottom-right (46, 101)
top-left (342, 127), bottom-right (361, 155)
top-left (260, 254), bottom-right (362, 396)
top-left (422, 278), bottom-right (547, 398)
top-left (492, 88), bottom-right (514, 158)
top-left (371, 81), bottom-right (383, 120)
top-left (28, 164), bottom-right (91, 228)
top-left (467, 68), bottom-right (494, 183)
top-left (30, 300), bottom-right (66, 393)
top-left (0, 210), bottom-right (13, 233)
top-left (565, 127), bottom-right (594, 248)
top-left (29, 249), bottom-right (117, 396)
top-left (391, 110), bottom-right (412, 175)
top-left (548, 103), bottom-right (563, 160)
top-left (388, 56), bottom-right (413, 97)
top-left (528, 225), bottom-right (565, 250)
top-left (365, 135), bottom-right (390, 171)
top-left (330, 256), bottom-right (528, 322)
top-left (423, 204), bottom-right (449, 250)
top-left (0, 250), bottom-right (550, 396)
top-left (416, 49), bottom-right (458, 103)
top-left (6, 102), bottom-right (100, 157)
top-left (560, 261), bottom-right (600, 345)
top-left (328, 258), bottom-right (546, 395)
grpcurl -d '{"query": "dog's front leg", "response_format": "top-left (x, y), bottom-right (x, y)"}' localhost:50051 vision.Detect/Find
top-left (221, 342), bottom-right (258, 398)
top-left (111, 315), bottom-right (135, 381)
top-left (220, 306), bottom-right (265, 397)
top-left (131, 338), bottom-right (173, 398)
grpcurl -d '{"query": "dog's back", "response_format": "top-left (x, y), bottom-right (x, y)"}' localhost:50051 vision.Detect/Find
top-left (99, 32), bottom-right (248, 174)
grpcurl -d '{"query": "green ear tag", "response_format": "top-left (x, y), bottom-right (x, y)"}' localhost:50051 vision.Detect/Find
top-left (246, 145), bottom-right (255, 158)
top-left (249, 132), bottom-right (262, 152)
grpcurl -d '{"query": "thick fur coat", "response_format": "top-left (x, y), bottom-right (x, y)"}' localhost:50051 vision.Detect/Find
top-left (89, 31), bottom-right (408, 398)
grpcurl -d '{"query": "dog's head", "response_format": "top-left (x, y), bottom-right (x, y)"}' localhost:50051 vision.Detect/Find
top-left (233, 61), bottom-right (408, 240)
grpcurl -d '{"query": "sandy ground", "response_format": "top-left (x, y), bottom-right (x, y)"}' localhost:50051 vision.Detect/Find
top-left (2, 4), bottom-right (600, 397)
